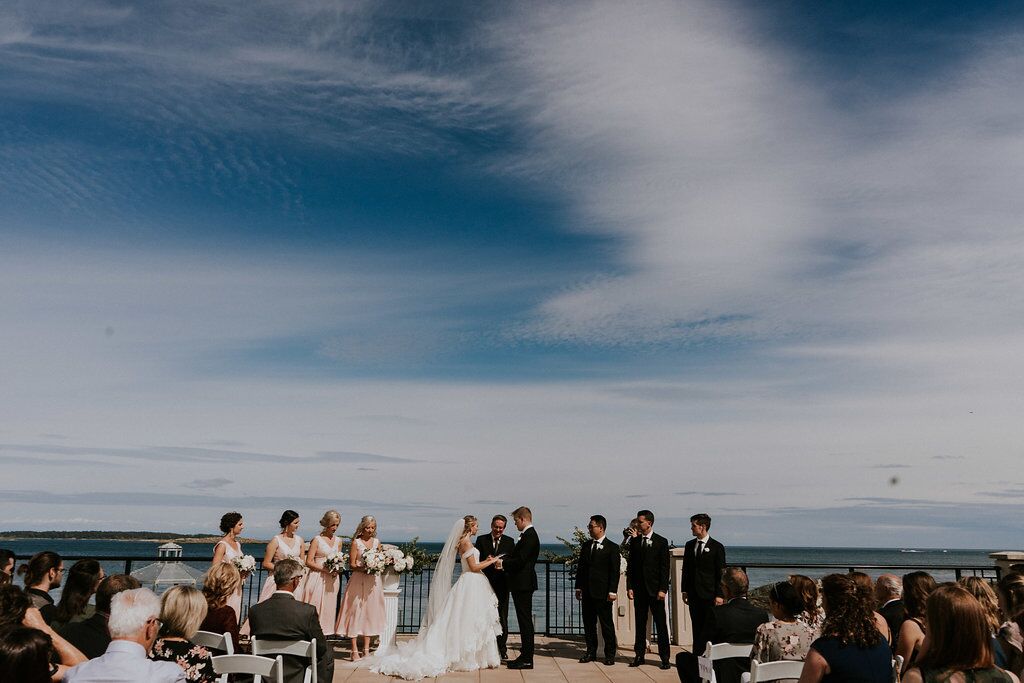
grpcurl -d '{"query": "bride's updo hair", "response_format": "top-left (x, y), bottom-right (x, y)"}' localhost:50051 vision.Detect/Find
top-left (319, 510), bottom-right (341, 529)
top-left (354, 515), bottom-right (377, 538)
top-left (462, 515), bottom-right (477, 536)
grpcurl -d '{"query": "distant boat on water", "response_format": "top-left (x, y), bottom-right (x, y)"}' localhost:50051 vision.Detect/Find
top-left (900, 549), bottom-right (923, 553)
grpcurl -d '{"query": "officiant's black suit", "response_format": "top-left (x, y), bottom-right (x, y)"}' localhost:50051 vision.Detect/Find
top-left (681, 536), bottom-right (726, 652)
top-left (575, 537), bottom-right (620, 660)
top-left (476, 532), bottom-right (516, 658)
top-left (627, 533), bottom-right (671, 665)
top-left (501, 525), bottom-right (540, 664)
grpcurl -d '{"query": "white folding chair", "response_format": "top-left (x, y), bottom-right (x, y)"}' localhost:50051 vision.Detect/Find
top-left (700, 642), bottom-right (756, 683)
top-left (193, 630), bottom-right (234, 655)
top-left (252, 637), bottom-right (318, 683)
top-left (212, 654), bottom-right (284, 683)
top-left (749, 659), bottom-right (806, 683)
top-left (893, 655), bottom-right (905, 683)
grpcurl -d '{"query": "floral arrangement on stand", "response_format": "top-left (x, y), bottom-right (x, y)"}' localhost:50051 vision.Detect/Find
top-left (231, 555), bottom-right (257, 575)
top-left (394, 538), bottom-right (434, 576)
top-left (364, 545), bottom-right (415, 575)
top-left (323, 551), bottom-right (349, 575)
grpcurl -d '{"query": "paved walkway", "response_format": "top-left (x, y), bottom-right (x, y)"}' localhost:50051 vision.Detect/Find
top-left (332, 636), bottom-right (685, 682)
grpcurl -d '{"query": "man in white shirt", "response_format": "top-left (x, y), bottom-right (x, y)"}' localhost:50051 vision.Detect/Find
top-left (64, 588), bottom-right (185, 682)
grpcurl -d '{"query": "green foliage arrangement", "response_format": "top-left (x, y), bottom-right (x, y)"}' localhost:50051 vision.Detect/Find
top-left (395, 537), bottom-right (437, 576)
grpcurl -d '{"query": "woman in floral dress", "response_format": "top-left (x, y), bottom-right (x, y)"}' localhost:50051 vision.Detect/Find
top-left (151, 586), bottom-right (217, 682)
top-left (752, 581), bottom-right (820, 663)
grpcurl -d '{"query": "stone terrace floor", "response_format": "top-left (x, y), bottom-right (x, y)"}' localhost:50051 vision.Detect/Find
top-left (331, 636), bottom-right (686, 682)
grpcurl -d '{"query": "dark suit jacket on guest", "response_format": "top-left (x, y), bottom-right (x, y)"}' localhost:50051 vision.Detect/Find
top-left (248, 592), bottom-right (333, 683)
top-left (879, 599), bottom-right (906, 647)
top-left (502, 526), bottom-right (540, 592)
top-left (705, 597), bottom-right (771, 683)
top-left (476, 533), bottom-right (516, 594)
top-left (681, 537), bottom-right (727, 601)
top-left (59, 612), bottom-right (110, 659)
top-left (575, 538), bottom-right (621, 599)
top-left (626, 533), bottom-right (670, 598)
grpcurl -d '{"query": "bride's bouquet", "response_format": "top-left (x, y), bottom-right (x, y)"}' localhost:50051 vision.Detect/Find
top-left (362, 547), bottom-right (389, 575)
top-left (323, 551), bottom-right (349, 575)
top-left (231, 555), bottom-right (257, 574)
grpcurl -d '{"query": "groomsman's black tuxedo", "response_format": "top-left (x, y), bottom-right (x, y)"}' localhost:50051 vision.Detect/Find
top-left (681, 535), bottom-right (726, 651)
top-left (501, 524), bottom-right (540, 664)
top-left (575, 537), bottom-right (620, 661)
top-left (626, 532), bottom-right (671, 665)
top-left (476, 531), bottom-right (516, 658)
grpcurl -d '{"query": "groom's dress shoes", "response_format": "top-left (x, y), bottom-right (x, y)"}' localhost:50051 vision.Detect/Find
top-left (629, 657), bottom-right (645, 667)
top-left (508, 659), bottom-right (533, 669)
top-left (579, 654), bottom-right (596, 663)
top-left (603, 658), bottom-right (615, 666)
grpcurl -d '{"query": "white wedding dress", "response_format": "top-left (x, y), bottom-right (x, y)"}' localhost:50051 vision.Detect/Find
top-left (370, 522), bottom-right (501, 680)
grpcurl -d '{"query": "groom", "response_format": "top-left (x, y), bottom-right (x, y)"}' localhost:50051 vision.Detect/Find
top-left (497, 506), bottom-right (539, 670)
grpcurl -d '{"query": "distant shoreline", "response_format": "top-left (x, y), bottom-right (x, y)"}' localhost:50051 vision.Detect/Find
top-left (0, 531), bottom-right (267, 544)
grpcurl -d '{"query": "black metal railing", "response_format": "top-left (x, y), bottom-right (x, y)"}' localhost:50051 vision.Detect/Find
top-left (13, 554), bottom-right (1001, 637)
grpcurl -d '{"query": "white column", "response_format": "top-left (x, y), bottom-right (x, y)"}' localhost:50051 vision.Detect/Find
top-left (378, 572), bottom-right (401, 655)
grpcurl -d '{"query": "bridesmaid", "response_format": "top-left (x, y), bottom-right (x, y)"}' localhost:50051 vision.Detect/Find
top-left (336, 515), bottom-right (387, 661)
top-left (211, 511), bottom-right (246, 622)
top-left (256, 510), bottom-right (305, 603)
top-left (302, 510), bottom-right (343, 636)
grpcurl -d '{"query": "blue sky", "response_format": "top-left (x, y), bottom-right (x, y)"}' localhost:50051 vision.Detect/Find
top-left (3, 1), bottom-right (1024, 547)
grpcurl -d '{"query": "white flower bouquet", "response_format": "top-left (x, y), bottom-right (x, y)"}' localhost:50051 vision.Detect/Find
top-left (362, 547), bottom-right (388, 575)
top-left (323, 551), bottom-right (349, 575)
top-left (382, 545), bottom-right (414, 573)
top-left (619, 556), bottom-right (628, 575)
top-left (231, 555), bottom-right (257, 574)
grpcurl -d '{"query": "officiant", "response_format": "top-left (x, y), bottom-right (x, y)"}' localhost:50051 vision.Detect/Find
top-left (475, 514), bottom-right (515, 659)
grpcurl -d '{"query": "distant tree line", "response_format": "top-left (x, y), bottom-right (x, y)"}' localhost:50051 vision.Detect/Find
top-left (0, 530), bottom-right (222, 540)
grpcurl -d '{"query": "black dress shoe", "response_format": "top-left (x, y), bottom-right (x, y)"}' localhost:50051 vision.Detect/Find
top-left (508, 660), bottom-right (534, 669)
top-left (660, 662), bottom-right (672, 670)
top-left (603, 658), bottom-right (615, 666)
top-left (629, 657), bottom-right (645, 667)
top-left (579, 654), bottom-right (597, 663)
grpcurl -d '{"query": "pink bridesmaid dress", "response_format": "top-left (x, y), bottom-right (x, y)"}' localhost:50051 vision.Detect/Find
top-left (215, 539), bottom-right (244, 622)
top-left (256, 534), bottom-right (306, 603)
top-left (336, 537), bottom-right (387, 637)
top-left (302, 535), bottom-right (342, 635)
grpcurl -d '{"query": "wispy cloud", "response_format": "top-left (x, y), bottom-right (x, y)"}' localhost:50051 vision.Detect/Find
top-left (182, 478), bottom-right (233, 490)
top-left (0, 443), bottom-right (418, 466)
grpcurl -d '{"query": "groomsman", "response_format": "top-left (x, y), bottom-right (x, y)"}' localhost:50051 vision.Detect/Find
top-left (626, 509), bottom-right (671, 670)
top-left (575, 515), bottom-right (619, 665)
top-left (497, 506), bottom-right (540, 670)
top-left (476, 514), bottom-right (516, 659)
top-left (680, 513), bottom-right (726, 651)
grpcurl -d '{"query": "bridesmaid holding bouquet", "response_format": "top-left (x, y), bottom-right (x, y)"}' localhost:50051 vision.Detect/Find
top-left (211, 511), bottom-right (247, 621)
top-left (256, 510), bottom-right (305, 603)
top-left (302, 509), bottom-right (344, 635)
top-left (336, 515), bottom-right (387, 661)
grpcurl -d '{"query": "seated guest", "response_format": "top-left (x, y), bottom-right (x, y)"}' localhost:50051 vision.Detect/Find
top-left (960, 576), bottom-right (1008, 668)
top-left (677, 567), bottom-right (769, 683)
top-left (63, 588), bottom-right (186, 682)
top-left (897, 571), bottom-right (936, 673)
top-left (60, 574), bottom-right (141, 659)
top-left (0, 585), bottom-right (87, 678)
top-left (996, 573), bottom-right (1024, 678)
top-left (874, 573), bottom-right (905, 649)
top-left (0, 625), bottom-right (60, 683)
top-left (50, 559), bottom-right (104, 630)
top-left (0, 548), bottom-right (15, 586)
top-left (248, 558), bottom-right (334, 683)
top-left (752, 581), bottom-right (820, 663)
top-left (904, 584), bottom-right (1020, 683)
top-left (791, 574), bottom-right (824, 629)
top-left (848, 572), bottom-right (891, 647)
top-left (151, 586), bottom-right (217, 683)
top-left (17, 552), bottom-right (63, 619)
top-left (199, 562), bottom-right (241, 653)
top-left (798, 574), bottom-right (892, 683)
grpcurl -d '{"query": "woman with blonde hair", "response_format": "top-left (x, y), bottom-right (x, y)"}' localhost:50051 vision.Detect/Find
top-left (904, 584), bottom-right (1019, 683)
top-left (198, 562), bottom-right (241, 652)
top-left (337, 515), bottom-right (387, 661)
top-left (302, 509), bottom-right (344, 637)
top-left (151, 585), bottom-right (217, 682)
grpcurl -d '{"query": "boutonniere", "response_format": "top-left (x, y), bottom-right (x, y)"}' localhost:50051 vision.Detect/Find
top-left (703, 546), bottom-right (710, 553)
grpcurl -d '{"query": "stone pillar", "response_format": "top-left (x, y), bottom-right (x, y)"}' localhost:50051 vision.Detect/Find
top-left (670, 547), bottom-right (692, 649)
top-left (990, 552), bottom-right (1024, 577)
top-left (378, 572), bottom-right (401, 655)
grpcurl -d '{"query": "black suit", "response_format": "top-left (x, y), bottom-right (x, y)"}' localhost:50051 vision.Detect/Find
top-left (879, 599), bottom-right (905, 648)
top-left (681, 536), bottom-right (726, 651)
top-left (676, 597), bottom-right (769, 683)
top-left (627, 532), bottom-right (671, 664)
top-left (247, 592), bottom-right (334, 683)
top-left (501, 525), bottom-right (540, 662)
top-left (576, 537), bottom-right (620, 659)
top-left (476, 532), bottom-right (516, 657)
top-left (58, 613), bottom-right (110, 659)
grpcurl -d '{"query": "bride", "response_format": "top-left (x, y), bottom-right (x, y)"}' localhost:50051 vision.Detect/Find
top-left (370, 515), bottom-right (502, 680)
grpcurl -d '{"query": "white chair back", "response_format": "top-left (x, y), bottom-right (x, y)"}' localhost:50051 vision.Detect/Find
top-left (193, 630), bottom-right (234, 655)
top-left (212, 654), bottom-right (284, 683)
top-left (252, 637), bottom-right (318, 683)
top-left (749, 659), bottom-right (806, 683)
top-left (704, 642), bottom-right (755, 660)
